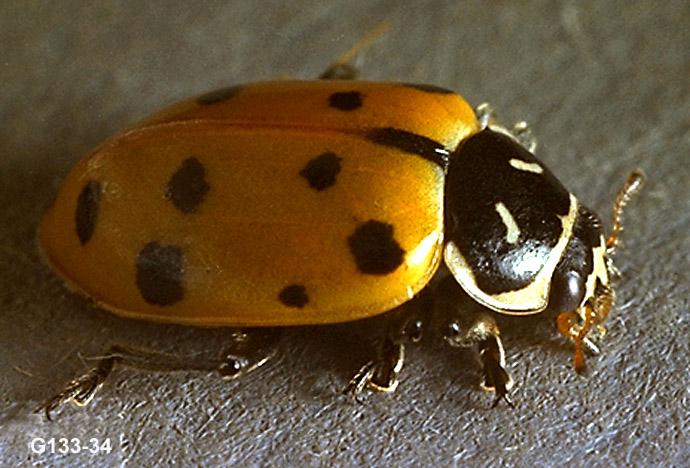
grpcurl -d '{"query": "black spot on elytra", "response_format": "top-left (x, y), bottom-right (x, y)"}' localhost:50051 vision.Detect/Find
top-left (136, 242), bottom-right (185, 306)
top-left (403, 83), bottom-right (455, 95)
top-left (166, 157), bottom-right (210, 213)
top-left (366, 127), bottom-right (449, 169)
top-left (299, 152), bottom-right (342, 191)
top-left (328, 91), bottom-right (362, 111)
top-left (279, 284), bottom-right (309, 308)
top-left (75, 180), bottom-right (102, 245)
top-left (197, 85), bottom-right (242, 105)
top-left (347, 220), bottom-right (405, 275)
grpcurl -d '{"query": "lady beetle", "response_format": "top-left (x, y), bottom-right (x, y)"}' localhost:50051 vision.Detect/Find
top-left (37, 50), bottom-right (644, 418)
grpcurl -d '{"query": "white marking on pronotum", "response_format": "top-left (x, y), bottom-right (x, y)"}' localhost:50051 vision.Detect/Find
top-left (495, 202), bottom-right (520, 244)
top-left (444, 194), bottom-right (579, 314)
top-left (509, 158), bottom-right (543, 174)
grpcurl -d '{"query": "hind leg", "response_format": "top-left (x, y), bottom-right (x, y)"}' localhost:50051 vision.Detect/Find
top-left (36, 328), bottom-right (282, 420)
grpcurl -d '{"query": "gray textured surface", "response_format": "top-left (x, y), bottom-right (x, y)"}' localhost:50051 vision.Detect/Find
top-left (1, 1), bottom-right (689, 466)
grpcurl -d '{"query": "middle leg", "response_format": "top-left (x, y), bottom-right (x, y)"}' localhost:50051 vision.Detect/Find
top-left (343, 288), bottom-right (430, 396)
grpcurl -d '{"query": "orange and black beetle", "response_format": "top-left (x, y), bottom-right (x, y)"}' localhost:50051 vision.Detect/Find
top-left (38, 50), bottom-right (643, 418)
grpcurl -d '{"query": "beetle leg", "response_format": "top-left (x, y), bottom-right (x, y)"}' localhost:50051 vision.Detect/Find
top-left (216, 328), bottom-right (282, 380)
top-left (35, 347), bottom-right (119, 421)
top-left (344, 335), bottom-right (405, 395)
top-left (436, 275), bottom-right (513, 407)
top-left (446, 313), bottom-right (514, 408)
top-left (479, 335), bottom-right (515, 408)
top-left (319, 21), bottom-right (389, 79)
top-left (474, 104), bottom-right (538, 153)
top-left (343, 289), bottom-right (428, 396)
top-left (511, 120), bottom-right (537, 153)
top-left (35, 329), bottom-right (282, 420)
top-left (474, 103), bottom-right (497, 130)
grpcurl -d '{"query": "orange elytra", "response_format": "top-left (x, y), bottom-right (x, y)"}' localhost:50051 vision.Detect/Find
top-left (40, 80), bottom-right (478, 326)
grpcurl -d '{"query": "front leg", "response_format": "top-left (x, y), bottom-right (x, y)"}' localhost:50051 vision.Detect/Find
top-left (446, 314), bottom-right (514, 408)
top-left (437, 275), bottom-right (514, 407)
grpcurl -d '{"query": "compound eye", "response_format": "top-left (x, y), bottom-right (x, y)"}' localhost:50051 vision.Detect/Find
top-left (550, 270), bottom-right (586, 312)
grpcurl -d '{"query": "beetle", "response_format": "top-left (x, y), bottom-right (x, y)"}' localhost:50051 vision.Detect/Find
top-left (36, 45), bottom-right (643, 419)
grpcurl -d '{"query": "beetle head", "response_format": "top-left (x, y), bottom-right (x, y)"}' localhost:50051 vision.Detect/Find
top-left (548, 205), bottom-right (608, 313)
